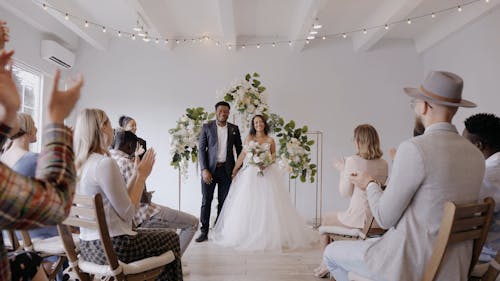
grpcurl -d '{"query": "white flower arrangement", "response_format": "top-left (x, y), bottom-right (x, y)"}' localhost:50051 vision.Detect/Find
top-left (169, 107), bottom-right (214, 179)
top-left (223, 73), bottom-right (269, 131)
top-left (245, 140), bottom-right (274, 176)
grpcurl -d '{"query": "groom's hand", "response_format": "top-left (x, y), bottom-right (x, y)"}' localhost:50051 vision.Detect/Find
top-left (202, 169), bottom-right (213, 185)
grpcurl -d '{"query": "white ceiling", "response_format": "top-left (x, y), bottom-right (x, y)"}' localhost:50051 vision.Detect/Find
top-left (2, 0), bottom-right (499, 53)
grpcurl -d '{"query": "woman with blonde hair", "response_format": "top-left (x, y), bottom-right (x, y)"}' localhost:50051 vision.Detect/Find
top-left (1, 113), bottom-right (37, 173)
top-left (314, 124), bottom-right (388, 278)
top-left (74, 108), bottom-right (183, 280)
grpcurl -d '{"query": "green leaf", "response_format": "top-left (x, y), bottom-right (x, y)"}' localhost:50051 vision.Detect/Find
top-left (252, 80), bottom-right (261, 88)
top-left (302, 126), bottom-right (308, 133)
top-left (306, 140), bottom-right (315, 146)
top-left (245, 74), bottom-right (251, 81)
top-left (304, 146), bottom-right (311, 151)
top-left (289, 120), bottom-right (296, 129)
top-left (257, 86), bottom-right (266, 93)
top-left (253, 72), bottom-right (260, 77)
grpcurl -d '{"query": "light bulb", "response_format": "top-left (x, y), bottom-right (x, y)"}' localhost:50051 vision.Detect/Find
top-left (257, 44), bottom-right (261, 49)
top-left (242, 45), bottom-right (246, 49)
top-left (272, 42), bottom-right (276, 47)
top-left (363, 29), bottom-right (367, 34)
top-left (102, 26), bottom-right (106, 33)
top-left (309, 30), bottom-right (318, 35)
top-left (228, 45), bottom-right (232, 50)
top-left (155, 38), bottom-right (159, 44)
top-left (84, 20), bottom-right (89, 27)
top-left (118, 31), bottom-right (122, 37)
top-left (288, 41), bottom-right (292, 46)
top-left (305, 40), bottom-right (310, 44)
top-left (407, 19), bottom-right (412, 24)
top-left (342, 33), bottom-right (347, 38)
top-left (431, 13), bottom-right (436, 18)
top-left (176, 40), bottom-right (180, 44)
top-left (322, 36), bottom-right (326, 40)
top-left (384, 24), bottom-right (389, 30)
top-left (132, 34), bottom-right (136, 40)
top-left (42, 3), bottom-right (47, 10)
top-left (164, 39), bottom-right (169, 44)
top-left (65, 13), bottom-right (69, 20)
top-left (457, 6), bottom-right (462, 12)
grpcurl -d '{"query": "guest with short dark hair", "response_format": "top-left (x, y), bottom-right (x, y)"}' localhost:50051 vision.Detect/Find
top-left (464, 113), bottom-right (500, 262)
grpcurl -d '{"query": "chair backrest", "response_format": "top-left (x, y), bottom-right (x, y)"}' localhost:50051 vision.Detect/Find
top-left (58, 193), bottom-right (124, 281)
top-left (421, 197), bottom-right (495, 281)
top-left (361, 214), bottom-right (385, 239)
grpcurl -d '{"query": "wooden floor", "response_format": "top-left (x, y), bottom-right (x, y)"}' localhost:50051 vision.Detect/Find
top-left (183, 233), bottom-right (323, 281)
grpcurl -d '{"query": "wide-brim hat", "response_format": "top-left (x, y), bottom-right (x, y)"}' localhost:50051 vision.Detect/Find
top-left (404, 71), bottom-right (476, 108)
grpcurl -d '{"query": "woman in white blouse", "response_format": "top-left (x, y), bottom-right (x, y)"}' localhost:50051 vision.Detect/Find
top-left (314, 124), bottom-right (388, 278)
top-left (74, 108), bottom-right (182, 280)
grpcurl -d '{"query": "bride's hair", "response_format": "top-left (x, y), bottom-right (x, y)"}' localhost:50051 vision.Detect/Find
top-left (249, 115), bottom-right (269, 136)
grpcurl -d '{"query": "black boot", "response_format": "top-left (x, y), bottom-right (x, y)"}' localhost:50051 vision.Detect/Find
top-left (195, 232), bottom-right (208, 242)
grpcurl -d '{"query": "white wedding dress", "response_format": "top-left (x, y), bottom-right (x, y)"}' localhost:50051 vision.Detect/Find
top-left (212, 143), bottom-right (317, 251)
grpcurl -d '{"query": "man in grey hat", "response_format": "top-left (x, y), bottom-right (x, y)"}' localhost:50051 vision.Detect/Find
top-left (323, 71), bottom-right (485, 281)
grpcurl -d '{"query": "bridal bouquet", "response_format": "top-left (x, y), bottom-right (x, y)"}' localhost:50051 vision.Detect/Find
top-left (245, 141), bottom-right (273, 176)
top-left (222, 73), bottom-right (269, 131)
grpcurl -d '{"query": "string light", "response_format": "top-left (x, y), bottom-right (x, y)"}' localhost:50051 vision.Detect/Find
top-left (36, 0), bottom-right (489, 51)
top-left (155, 38), bottom-right (159, 44)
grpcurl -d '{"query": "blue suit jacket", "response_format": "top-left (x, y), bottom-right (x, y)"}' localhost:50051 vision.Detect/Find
top-left (198, 120), bottom-right (242, 175)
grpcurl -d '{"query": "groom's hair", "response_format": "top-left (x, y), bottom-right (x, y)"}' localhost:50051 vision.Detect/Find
top-left (215, 101), bottom-right (230, 110)
top-left (249, 115), bottom-right (269, 136)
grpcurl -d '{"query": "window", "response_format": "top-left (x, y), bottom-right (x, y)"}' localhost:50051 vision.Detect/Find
top-left (12, 62), bottom-right (43, 152)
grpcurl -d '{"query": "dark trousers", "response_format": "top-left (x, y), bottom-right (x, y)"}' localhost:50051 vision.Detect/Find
top-left (200, 166), bottom-right (232, 234)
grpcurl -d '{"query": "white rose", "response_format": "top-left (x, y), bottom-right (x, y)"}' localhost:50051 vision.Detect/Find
top-left (253, 155), bottom-right (262, 164)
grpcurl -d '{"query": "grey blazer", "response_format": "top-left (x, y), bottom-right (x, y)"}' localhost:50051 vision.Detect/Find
top-left (198, 120), bottom-right (242, 176)
top-left (364, 123), bottom-right (485, 281)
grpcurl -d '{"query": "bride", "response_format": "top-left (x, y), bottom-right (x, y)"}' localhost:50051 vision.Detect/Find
top-left (212, 114), bottom-right (317, 251)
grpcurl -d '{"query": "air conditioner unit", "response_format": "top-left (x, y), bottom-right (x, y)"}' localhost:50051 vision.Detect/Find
top-left (41, 40), bottom-right (75, 69)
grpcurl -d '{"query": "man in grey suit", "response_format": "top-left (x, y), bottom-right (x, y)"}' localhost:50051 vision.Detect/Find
top-left (324, 71), bottom-right (485, 281)
top-left (196, 101), bottom-right (242, 242)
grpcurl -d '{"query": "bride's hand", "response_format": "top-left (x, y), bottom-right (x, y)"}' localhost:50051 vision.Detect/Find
top-left (231, 167), bottom-right (240, 179)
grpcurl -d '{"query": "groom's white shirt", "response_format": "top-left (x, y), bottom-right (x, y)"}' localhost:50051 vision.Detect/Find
top-left (363, 122), bottom-right (485, 281)
top-left (216, 123), bottom-right (228, 163)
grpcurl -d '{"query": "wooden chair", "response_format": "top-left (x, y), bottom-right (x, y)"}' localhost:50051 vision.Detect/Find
top-left (470, 244), bottom-right (500, 281)
top-left (348, 197), bottom-right (495, 281)
top-left (18, 230), bottom-right (69, 281)
top-left (58, 193), bottom-right (175, 281)
top-left (318, 213), bottom-right (386, 241)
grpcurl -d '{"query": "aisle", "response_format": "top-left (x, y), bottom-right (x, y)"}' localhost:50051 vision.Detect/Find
top-left (183, 233), bottom-right (322, 281)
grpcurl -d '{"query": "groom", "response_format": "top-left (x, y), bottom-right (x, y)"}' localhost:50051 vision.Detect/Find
top-left (196, 101), bottom-right (242, 242)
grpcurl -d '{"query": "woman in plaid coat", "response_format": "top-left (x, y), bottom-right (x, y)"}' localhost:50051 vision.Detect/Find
top-left (73, 108), bottom-right (182, 281)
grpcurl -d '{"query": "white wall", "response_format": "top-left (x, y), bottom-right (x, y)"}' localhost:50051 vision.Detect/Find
top-left (71, 37), bottom-right (422, 220)
top-left (422, 6), bottom-right (500, 131)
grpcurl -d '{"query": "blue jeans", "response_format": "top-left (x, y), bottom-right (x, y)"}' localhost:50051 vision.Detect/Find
top-left (323, 238), bottom-right (383, 281)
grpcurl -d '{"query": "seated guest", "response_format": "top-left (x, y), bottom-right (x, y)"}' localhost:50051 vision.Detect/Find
top-left (314, 124), bottom-right (388, 278)
top-left (324, 71), bottom-right (484, 281)
top-left (110, 130), bottom-right (199, 256)
top-left (1, 113), bottom-right (65, 280)
top-left (118, 115), bottom-right (146, 158)
top-left (73, 108), bottom-right (182, 280)
top-left (0, 27), bottom-right (81, 280)
top-left (463, 113), bottom-right (500, 262)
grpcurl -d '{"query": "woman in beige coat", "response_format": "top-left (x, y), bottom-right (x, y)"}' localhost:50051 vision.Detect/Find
top-left (314, 124), bottom-right (388, 278)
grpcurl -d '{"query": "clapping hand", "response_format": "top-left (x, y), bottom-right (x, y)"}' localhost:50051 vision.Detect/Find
top-left (349, 171), bottom-right (374, 191)
top-left (0, 21), bottom-right (10, 49)
top-left (48, 70), bottom-right (83, 124)
top-left (0, 49), bottom-right (19, 126)
top-left (332, 157), bottom-right (345, 171)
top-left (136, 148), bottom-right (155, 179)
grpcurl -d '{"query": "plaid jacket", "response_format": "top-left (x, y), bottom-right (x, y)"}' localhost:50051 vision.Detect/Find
top-left (0, 123), bottom-right (75, 281)
top-left (109, 149), bottom-right (160, 226)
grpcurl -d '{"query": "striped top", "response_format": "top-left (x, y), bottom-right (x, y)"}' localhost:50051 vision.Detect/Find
top-left (0, 123), bottom-right (75, 281)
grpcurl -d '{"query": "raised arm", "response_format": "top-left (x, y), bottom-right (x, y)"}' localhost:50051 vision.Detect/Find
top-left (338, 157), bottom-right (355, 198)
top-left (0, 56), bottom-right (82, 228)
